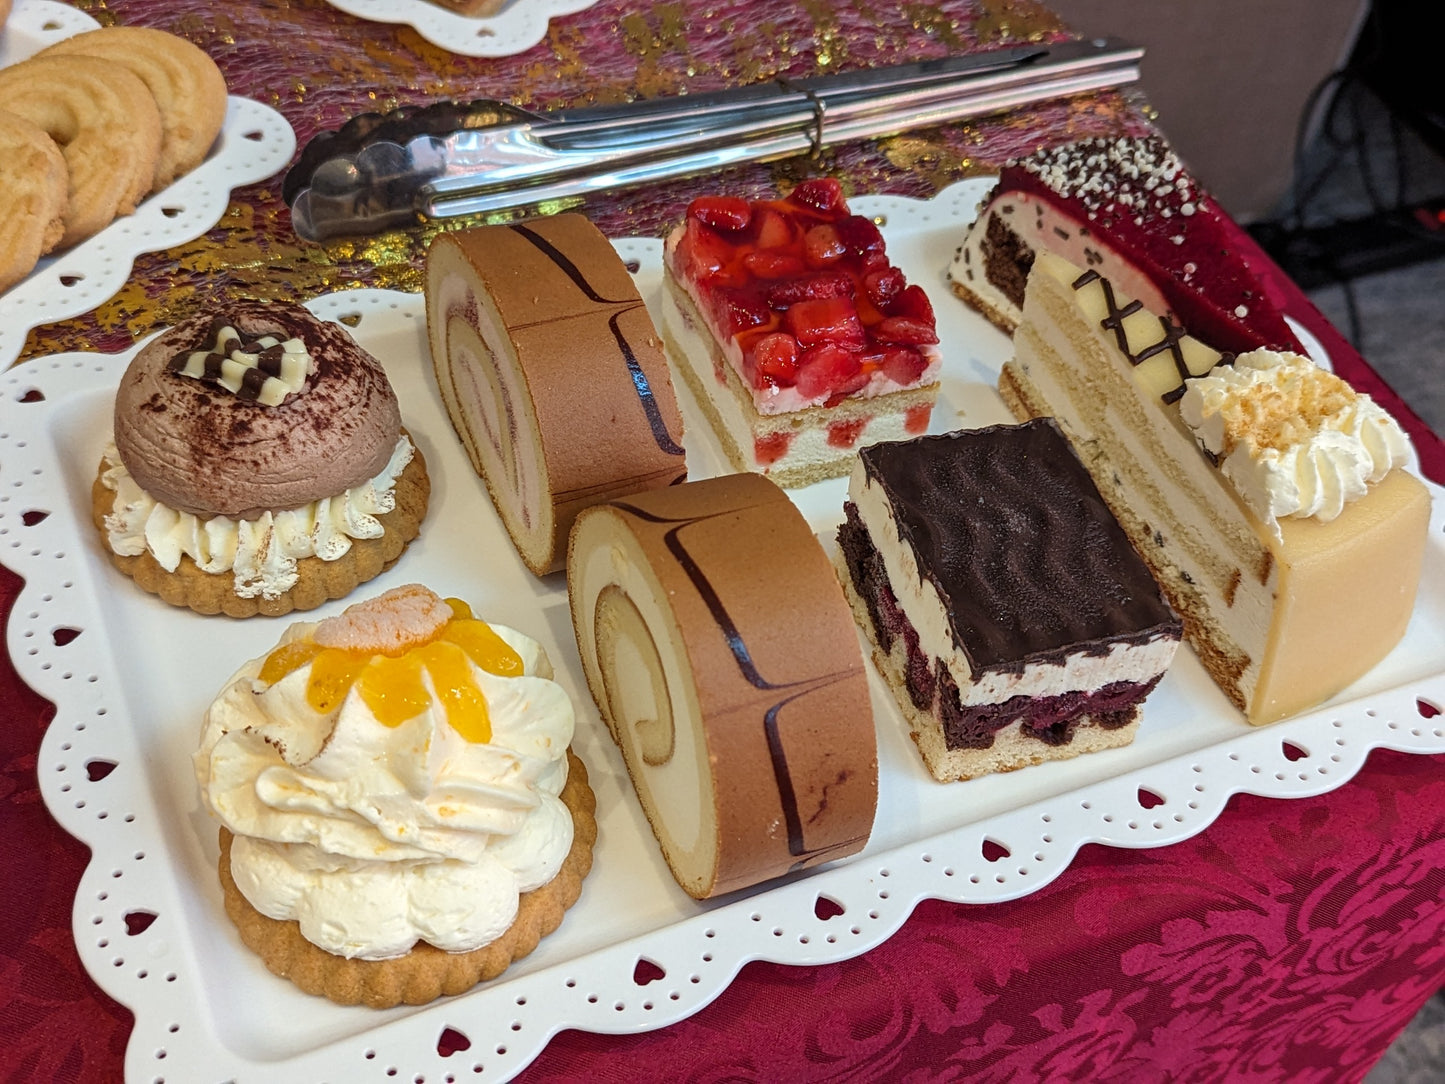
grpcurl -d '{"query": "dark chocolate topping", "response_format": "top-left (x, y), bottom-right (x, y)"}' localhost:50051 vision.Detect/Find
top-left (860, 420), bottom-right (1179, 673)
top-left (509, 222), bottom-right (637, 307)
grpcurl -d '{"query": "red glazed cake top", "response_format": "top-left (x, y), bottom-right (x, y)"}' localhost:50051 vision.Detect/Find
top-left (669, 179), bottom-right (940, 407)
top-left (999, 136), bottom-right (1302, 355)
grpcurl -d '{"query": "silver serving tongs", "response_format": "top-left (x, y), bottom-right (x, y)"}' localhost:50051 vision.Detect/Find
top-left (286, 37), bottom-right (1142, 241)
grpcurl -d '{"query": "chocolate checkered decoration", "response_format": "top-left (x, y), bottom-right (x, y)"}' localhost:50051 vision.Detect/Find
top-left (167, 316), bottom-right (313, 406)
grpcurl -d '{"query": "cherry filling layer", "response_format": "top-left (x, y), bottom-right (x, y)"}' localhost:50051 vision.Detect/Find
top-left (839, 502), bottom-right (1158, 752)
top-left (840, 501), bottom-right (936, 711)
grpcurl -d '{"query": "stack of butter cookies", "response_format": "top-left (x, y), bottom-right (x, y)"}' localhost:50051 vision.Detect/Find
top-left (0, 25), bottom-right (228, 293)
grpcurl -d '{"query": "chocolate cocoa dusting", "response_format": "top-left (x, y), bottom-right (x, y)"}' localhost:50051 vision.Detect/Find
top-left (112, 300), bottom-right (402, 519)
top-left (860, 420), bottom-right (1180, 674)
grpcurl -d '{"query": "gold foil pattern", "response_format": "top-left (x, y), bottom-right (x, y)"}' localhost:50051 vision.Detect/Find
top-left (16, 0), bottom-right (1136, 364)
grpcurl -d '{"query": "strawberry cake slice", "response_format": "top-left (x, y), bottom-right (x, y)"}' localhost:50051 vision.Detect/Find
top-left (662, 179), bottom-right (941, 488)
top-left (947, 135), bottom-right (1304, 357)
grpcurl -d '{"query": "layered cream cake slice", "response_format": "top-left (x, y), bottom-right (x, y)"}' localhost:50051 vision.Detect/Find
top-left (948, 135), bottom-right (1302, 356)
top-left (662, 179), bottom-right (941, 488)
top-left (1002, 252), bottom-right (1431, 723)
top-left (836, 420), bottom-right (1182, 783)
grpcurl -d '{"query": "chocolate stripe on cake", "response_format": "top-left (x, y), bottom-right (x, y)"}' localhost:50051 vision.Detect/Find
top-left (609, 311), bottom-right (685, 458)
top-left (1072, 268), bottom-right (1227, 404)
top-left (510, 222), bottom-right (636, 306)
top-left (1086, 270), bottom-right (1146, 355)
top-left (426, 215), bottom-right (687, 575)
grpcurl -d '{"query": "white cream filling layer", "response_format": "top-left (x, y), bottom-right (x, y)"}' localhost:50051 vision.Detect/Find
top-left (429, 270), bottom-right (544, 539)
top-left (101, 436), bottom-right (413, 601)
top-left (848, 461), bottom-right (1177, 708)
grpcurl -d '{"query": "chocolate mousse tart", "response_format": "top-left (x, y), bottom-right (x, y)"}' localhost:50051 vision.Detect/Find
top-left (93, 299), bottom-right (429, 617)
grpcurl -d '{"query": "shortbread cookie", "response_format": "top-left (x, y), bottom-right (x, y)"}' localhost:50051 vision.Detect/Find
top-left (91, 447), bottom-right (430, 618)
top-left (0, 55), bottom-right (162, 247)
top-left (38, 26), bottom-right (228, 191)
top-left (218, 751), bottom-right (596, 1007)
top-left (0, 109), bottom-right (68, 293)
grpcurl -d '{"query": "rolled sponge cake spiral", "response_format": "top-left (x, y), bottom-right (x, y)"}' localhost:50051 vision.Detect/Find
top-left (568, 472), bottom-right (878, 898)
top-left (113, 299), bottom-right (402, 520)
top-left (426, 214), bottom-right (686, 576)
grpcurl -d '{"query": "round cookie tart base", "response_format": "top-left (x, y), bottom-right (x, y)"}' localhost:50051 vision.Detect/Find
top-left (89, 447), bottom-right (430, 619)
top-left (217, 749), bottom-right (597, 1009)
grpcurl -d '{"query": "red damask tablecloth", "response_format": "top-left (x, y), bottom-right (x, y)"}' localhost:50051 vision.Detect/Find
top-left (1, 2), bottom-right (1442, 1081)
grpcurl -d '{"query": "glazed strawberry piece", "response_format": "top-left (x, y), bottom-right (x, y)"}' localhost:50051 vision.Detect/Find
top-left (786, 297), bottom-right (865, 348)
top-left (880, 347), bottom-right (929, 385)
top-left (752, 332), bottom-right (801, 386)
top-left (713, 287), bottom-right (773, 337)
top-left (796, 342), bottom-right (866, 401)
top-left (688, 196), bottom-right (752, 233)
top-left (675, 182), bottom-right (940, 404)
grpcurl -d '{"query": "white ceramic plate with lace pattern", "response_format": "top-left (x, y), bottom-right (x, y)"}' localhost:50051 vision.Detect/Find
top-left (322, 0), bottom-right (599, 58)
top-left (0, 0), bottom-right (297, 369)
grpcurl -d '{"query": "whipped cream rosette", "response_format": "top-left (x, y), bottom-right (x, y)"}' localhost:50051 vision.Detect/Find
top-left (1178, 348), bottom-right (1412, 532)
top-left (196, 585), bottom-right (581, 963)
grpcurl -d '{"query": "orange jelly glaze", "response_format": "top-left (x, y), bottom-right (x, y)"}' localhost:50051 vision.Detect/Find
top-left (255, 598), bottom-right (523, 744)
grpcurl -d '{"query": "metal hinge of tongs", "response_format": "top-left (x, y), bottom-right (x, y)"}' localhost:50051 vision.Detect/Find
top-left (284, 36), bottom-right (1143, 241)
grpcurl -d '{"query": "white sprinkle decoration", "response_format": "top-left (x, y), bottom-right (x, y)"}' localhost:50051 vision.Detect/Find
top-left (1234, 305), bottom-right (1249, 318)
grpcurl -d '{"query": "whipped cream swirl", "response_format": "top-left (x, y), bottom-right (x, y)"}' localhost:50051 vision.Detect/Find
top-left (100, 435), bottom-right (414, 600)
top-left (195, 604), bottom-right (575, 960)
top-left (1179, 349), bottom-right (1411, 531)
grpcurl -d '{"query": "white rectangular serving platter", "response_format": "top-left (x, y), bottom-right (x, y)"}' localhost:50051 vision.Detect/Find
top-left (4, 180), bottom-right (1443, 1082)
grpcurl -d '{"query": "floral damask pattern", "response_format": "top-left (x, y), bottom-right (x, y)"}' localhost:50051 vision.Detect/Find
top-left (507, 760), bottom-right (1445, 1083)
